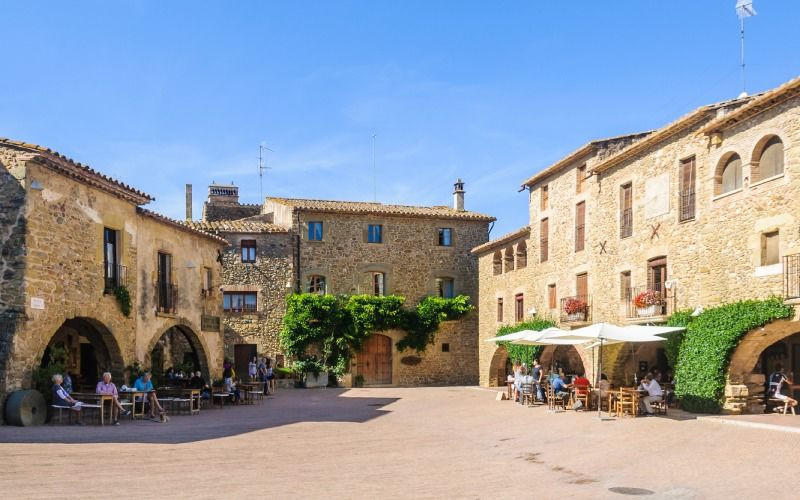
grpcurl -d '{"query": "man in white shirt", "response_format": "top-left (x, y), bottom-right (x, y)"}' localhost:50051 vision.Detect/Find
top-left (639, 374), bottom-right (663, 416)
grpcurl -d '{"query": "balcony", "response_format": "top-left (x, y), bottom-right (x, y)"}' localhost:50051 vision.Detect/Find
top-left (157, 282), bottom-right (178, 314)
top-left (625, 286), bottom-right (674, 321)
top-left (103, 264), bottom-right (128, 293)
top-left (560, 295), bottom-right (591, 324)
top-left (785, 253), bottom-right (800, 300)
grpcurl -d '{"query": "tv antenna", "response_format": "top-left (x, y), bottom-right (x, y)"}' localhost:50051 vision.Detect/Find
top-left (372, 132), bottom-right (377, 202)
top-left (258, 144), bottom-right (273, 202)
top-left (736, 0), bottom-right (757, 96)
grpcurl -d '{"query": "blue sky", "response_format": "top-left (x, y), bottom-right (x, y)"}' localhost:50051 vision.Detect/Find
top-left (1, 1), bottom-right (798, 235)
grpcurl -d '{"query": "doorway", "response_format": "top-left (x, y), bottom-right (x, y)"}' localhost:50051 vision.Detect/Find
top-left (357, 334), bottom-right (393, 385)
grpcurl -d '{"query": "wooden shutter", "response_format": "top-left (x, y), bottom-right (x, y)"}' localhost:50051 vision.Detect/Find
top-left (576, 273), bottom-right (588, 298)
top-left (548, 284), bottom-right (556, 309)
top-left (575, 202), bottom-right (586, 252)
top-left (679, 157), bottom-right (696, 221)
top-left (620, 271), bottom-right (631, 300)
top-left (540, 218), bottom-right (549, 262)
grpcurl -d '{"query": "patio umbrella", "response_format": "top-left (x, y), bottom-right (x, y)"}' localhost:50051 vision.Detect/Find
top-left (622, 325), bottom-right (686, 337)
top-left (483, 330), bottom-right (543, 343)
top-left (509, 327), bottom-right (584, 346)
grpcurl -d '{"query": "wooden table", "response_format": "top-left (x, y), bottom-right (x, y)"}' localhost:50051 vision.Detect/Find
top-left (118, 390), bottom-right (148, 419)
top-left (157, 388), bottom-right (201, 414)
top-left (70, 393), bottom-right (115, 425)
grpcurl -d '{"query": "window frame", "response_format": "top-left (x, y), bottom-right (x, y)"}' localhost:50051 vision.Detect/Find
top-left (761, 231), bottom-right (780, 266)
top-left (679, 156), bottom-right (696, 222)
top-left (438, 228), bottom-right (453, 247)
top-left (548, 284), bottom-right (557, 310)
top-left (540, 218), bottom-right (549, 262)
top-left (436, 277), bottom-right (455, 299)
top-left (620, 183), bottom-right (633, 239)
top-left (576, 164), bottom-right (587, 194)
top-left (103, 227), bottom-right (119, 291)
top-left (240, 239), bottom-right (257, 263)
top-left (367, 224), bottom-right (383, 244)
top-left (372, 272), bottom-right (385, 296)
top-left (223, 291), bottom-right (259, 313)
top-left (308, 221), bottom-right (324, 241)
top-left (620, 271), bottom-right (631, 301)
top-left (574, 201), bottom-right (586, 252)
top-left (540, 184), bottom-right (549, 211)
top-left (514, 293), bottom-right (524, 323)
top-left (497, 298), bottom-right (503, 322)
top-left (308, 275), bottom-right (327, 295)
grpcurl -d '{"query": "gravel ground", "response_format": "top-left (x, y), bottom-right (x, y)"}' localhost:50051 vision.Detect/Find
top-left (0, 386), bottom-right (797, 499)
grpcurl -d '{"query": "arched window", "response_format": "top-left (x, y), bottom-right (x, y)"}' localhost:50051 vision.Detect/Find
top-left (504, 246), bottom-right (515, 273)
top-left (308, 275), bottom-right (326, 295)
top-left (516, 241), bottom-right (527, 269)
top-left (492, 251), bottom-right (502, 276)
top-left (754, 136), bottom-right (784, 181)
top-left (719, 153), bottom-right (742, 194)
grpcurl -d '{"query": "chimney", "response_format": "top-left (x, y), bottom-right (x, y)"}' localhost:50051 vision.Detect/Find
top-left (185, 184), bottom-right (193, 221)
top-left (453, 178), bottom-right (465, 211)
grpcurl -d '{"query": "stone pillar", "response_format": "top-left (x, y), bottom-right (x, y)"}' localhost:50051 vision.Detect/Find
top-left (185, 184), bottom-right (192, 221)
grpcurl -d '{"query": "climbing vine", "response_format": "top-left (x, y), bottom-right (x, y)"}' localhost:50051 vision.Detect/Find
top-left (280, 293), bottom-right (472, 376)
top-left (669, 297), bottom-right (793, 413)
top-left (113, 285), bottom-right (132, 317)
top-left (492, 317), bottom-right (556, 367)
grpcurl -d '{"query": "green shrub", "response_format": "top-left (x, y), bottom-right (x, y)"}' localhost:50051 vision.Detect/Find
top-left (113, 285), bottom-right (132, 317)
top-left (672, 297), bottom-right (793, 413)
top-left (280, 293), bottom-right (472, 377)
top-left (492, 317), bottom-right (556, 367)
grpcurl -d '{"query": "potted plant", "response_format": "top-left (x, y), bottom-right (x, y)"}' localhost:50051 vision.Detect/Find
top-left (292, 358), bottom-right (329, 388)
top-left (563, 297), bottom-right (587, 322)
top-left (633, 289), bottom-right (662, 317)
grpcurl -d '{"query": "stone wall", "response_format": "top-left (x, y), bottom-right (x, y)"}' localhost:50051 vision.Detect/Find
top-left (477, 94), bottom-right (800, 393)
top-left (202, 202), bottom-right (260, 222)
top-left (218, 231), bottom-right (293, 360)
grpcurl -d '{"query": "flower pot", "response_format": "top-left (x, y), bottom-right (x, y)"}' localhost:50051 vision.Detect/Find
top-left (567, 312), bottom-right (585, 322)
top-left (304, 371), bottom-right (329, 388)
top-left (637, 305), bottom-right (658, 317)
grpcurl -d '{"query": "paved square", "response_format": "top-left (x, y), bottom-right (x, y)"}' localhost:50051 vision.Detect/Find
top-left (0, 387), bottom-right (798, 499)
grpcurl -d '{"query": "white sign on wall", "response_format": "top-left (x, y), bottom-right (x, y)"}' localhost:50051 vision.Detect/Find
top-left (30, 297), bottom-right (45, 310)
top-left (644, 172), bottom-right (670, 219)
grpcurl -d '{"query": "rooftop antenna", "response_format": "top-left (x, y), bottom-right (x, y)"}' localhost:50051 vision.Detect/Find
top-left (258, 144), bottom-right (273, 202)
top-left (736, 0), bottom-right (757, 97)
top-left (372, 132), bottom-right (377, 202)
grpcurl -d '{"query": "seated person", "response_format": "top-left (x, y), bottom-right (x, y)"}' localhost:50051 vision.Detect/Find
top-left (514, 365), bottom-right (527, 403)
top-left (52, 373), bottom-right (84, 425)
top-left (189, 371), bottom-right (210, 399)
top-left (768, 364), bottom-right (798, 410)
top-left (572, 372), bottom-right (591, 391)
top-left (598, 373), bottom-right (611, 399)
top-left (639, 374), bottom-right (663, 416)
top-left (551, 375), bottom-right (571, 406)
top-left (96, 372), bottom-right (131, 425)
top-left (134, 371), bottom-right (166, 420)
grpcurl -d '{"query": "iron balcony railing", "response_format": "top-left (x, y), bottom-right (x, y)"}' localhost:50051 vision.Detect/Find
top-left (157, 282), bottom-right (178, 314)
top-left (785, 253), bottom-right (800, 300)
top-left (104, 264), bottom-right (127, 292)
top-left (625, 286), bottom-right (675, 320)
top-left (561, 294), bottom-right (591, 323)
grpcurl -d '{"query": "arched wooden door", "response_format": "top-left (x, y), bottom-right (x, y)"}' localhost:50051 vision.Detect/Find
top-left (357, 334), bottom-right (393, 385)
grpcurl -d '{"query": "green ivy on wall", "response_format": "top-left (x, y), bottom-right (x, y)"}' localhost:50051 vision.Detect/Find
top-left (492, 317), bottom-right (556, 367)
top-left (668, 297), bottom-right (794, 413)
top-left (113, 285), bottom-right (132, 317)
top-left (280, 293), bottom-right (472, 376)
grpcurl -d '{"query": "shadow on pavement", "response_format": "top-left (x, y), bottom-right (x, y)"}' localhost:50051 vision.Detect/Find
top-left (0, 388), bottom-right (399, 445)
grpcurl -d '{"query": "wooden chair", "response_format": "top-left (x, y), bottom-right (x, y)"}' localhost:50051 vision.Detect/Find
top-left (520, 382), bottom-right (535, 406)
top-left (649, 396), bottom-right (668, 415)
top-left (612, 389), bottom-right (637, 418)
top-left (546, 384), bottom-right (566, 412)
top-left (572, 385), bottom-right (591, 410)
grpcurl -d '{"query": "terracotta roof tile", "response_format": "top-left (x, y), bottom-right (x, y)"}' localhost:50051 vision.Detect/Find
top-left (185, 219), bottom-right (288, 234)
top-left (267, 197), bottom-right (495, 222)
top-left (0, 138), bottom-right (154, 204)
top-left (698, 75), bottom-right (800, 135)
top-left (136, 208), bottom-right (229, 245)
top-left (471, 226), bottom-right (530, 254)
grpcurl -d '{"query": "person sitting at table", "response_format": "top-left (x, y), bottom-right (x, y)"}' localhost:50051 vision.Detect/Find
top-left (598, 373), bottom-right (611, 399)
top-left (768, 364), bottom-right (798, 410)
top-left (639, 374), bottom-right (663, 416)
top-left (189, 371), bottom-right (210, 399)
top-left (551, 374), bottom-right (571, 406)
top-left (52, 373), bottom-right (85, 425)
top-left (96, 372), bottom-right (131, 425)
top-left (134, 371), bottom-right (166, 421)
top-left (514, 365), bottom-right (527, 403)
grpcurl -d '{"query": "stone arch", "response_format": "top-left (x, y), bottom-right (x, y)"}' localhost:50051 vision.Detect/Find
top-left (515, 241), bottom-right (527, 269)
top-left (727, 319), bottom-right (800, 385)
top-left (487, 345), bottom-right (509, 387)
top-left (36, 317), bottom-right (125, 388)
top-left (503, 246), bottom-right (515, 273)
top-left (145, 321), bottom-right (211, 382)
top-left (492, 251), bottom-right (502, 275)
top-left (714, 151), bottom-right (742, 195)
top-left (539, 344), bottom-right (592, 380)
top-left (750, 134), bottom-right (785, 182)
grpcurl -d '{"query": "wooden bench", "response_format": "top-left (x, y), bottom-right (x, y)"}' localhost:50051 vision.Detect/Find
top-left (769, 398), bottom-right (796, 415)
top-left (158, 388), bottom-right (201, 415)
top-left (51, 403), bottom-right (102, 425)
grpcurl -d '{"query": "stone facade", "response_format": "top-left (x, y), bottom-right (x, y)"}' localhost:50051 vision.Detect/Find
top-left (198, 185), bottom-right (493, 385)
top-left (0, 140), bottom-right (226, 419)
top-left (475, 79), bottom-right (800, 406)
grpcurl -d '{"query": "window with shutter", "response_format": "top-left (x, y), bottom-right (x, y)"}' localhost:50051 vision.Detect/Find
top-left (679, 157), bottom-right (696, 221)
top-left (620, 183), bottom-right (633, 238)
top-left (540, 218), bottom-right (549, 262)
top-left (541, 185), bottom-right (549, 210)
top-left (620, 271), bottom-right (631, 300)
top-left (575, 201), bottom-right (585, 252)
top-left (755, 136), bottom-right (784, 180)
top-left (576, 273), bottom-right (588, 298)
top-left (548, 284), bottom-right (556, 309)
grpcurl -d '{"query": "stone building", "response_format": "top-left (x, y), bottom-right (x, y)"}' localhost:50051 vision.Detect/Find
top-left (193, 180), bottom-right (494, 385)
top-left (475, 76), bottom-right (800, 413)
top-left (0, 139), bottom-right (226, 417)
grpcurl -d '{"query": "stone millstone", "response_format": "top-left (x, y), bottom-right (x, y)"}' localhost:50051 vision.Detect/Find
top-left (5, 389), bottom-right (47, 426)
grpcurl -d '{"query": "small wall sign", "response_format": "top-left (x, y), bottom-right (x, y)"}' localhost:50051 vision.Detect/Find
top-left (30, 297), bottom-right (45, 310)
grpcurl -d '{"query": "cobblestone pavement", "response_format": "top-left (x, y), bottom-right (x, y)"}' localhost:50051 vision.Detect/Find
top-left (1, 387), bottom-right (798, 499)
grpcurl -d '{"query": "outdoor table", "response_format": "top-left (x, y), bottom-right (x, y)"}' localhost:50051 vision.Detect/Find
top-left (506, 381), bottom-right (514, 400)
top-left (238, 383), bottom-right (256, 405)
top-left (70, 392), bottom-right (115, 425)
top-left (118, 390), bottom-right (148, 419)
top-left (157, 387), bottom-right (201, 414)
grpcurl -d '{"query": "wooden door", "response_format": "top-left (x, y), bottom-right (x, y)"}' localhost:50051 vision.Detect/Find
top-left (648, 257), bottom-right (668, 315)
top-left (357, 334), bottom-right (392, 385)
top-left (234, 344), bottom-right (257, 380)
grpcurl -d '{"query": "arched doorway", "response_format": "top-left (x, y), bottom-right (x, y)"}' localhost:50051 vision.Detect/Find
top-left (148, 325), bottom-right (210, 385)
top-left (38, 318), bottom-right (124, 390)
top-left (539, 344), bottom-right (589, 379)
top-left (726, 319), bottom-right (800, 412)
top-left (488, 346), bottom-right (509, 387)
top-left (356, 334), bottom-right (392, 385)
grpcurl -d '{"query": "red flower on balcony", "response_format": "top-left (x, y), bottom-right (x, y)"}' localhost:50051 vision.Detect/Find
top-left (563, 297), bottom-right (588, 314)
top-left (633, 289), bottom-right (661, 308)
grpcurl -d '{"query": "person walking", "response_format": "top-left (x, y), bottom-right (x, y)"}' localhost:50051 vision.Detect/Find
top-left (248, 356), bottom-right (258, 382)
